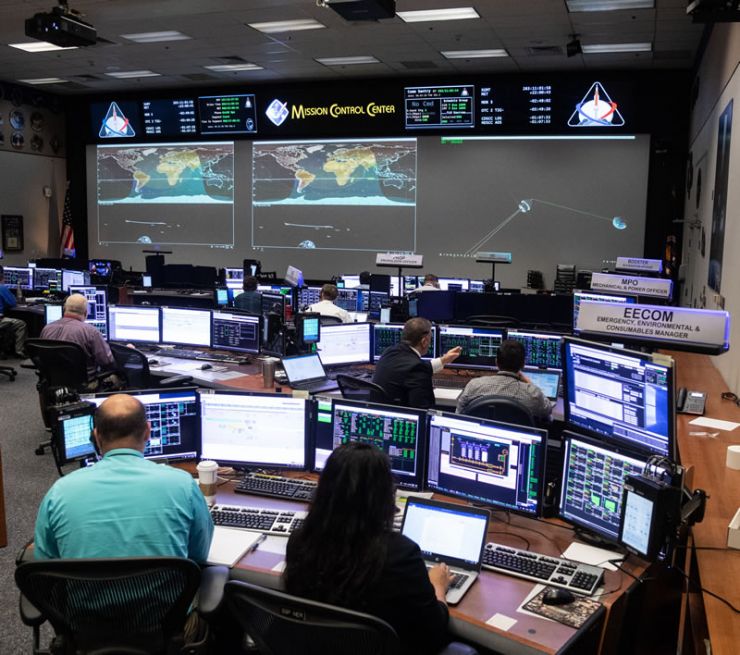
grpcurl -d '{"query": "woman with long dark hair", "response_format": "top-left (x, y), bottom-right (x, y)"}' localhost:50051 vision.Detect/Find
top-left (284, 442), bottom-right (451, 654)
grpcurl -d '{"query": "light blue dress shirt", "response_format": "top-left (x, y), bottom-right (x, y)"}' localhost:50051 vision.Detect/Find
top-left (34, 449), bottom-right (213, 562)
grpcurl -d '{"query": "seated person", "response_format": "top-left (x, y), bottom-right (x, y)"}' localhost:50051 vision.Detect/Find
top-left (410, 274), bottom-right (441, 293)
top-left (284, 443), bottom-right (451, 655)
top-left (456, 339), bottom-right (553, 420)
top-left (40, 293), bottom-right (119, 386)
top-left (234, 275), bottom-right (261, 313)
top-left (34, 393), bottom-right (213, 560)
top-left (372, 317), bottom-right (461, 410)
top-left (0, 265), bottom-right (28, 357)
top-left (308, 283), bottom-right (350, 323)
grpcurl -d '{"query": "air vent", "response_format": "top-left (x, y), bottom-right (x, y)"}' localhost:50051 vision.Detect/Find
top-left (212, 55), bottom-right (248, 64)
top-left (181, 73), bottom-right (219, 82)
top-left (400, 60), bottom-right (438, 70)
top-left (73, 74), bottom-right (103, 81)
top-left (527, 45), bottom-right (563, 56)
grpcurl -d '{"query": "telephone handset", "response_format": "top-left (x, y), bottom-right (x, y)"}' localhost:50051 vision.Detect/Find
top-left (677, 387), bottom-right (706, 415)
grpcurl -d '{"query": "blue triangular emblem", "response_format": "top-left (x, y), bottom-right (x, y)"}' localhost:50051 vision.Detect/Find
top-left (99, 102), bottom-right (136, 138)
top-left (568, 82), bottom-right (625, 127)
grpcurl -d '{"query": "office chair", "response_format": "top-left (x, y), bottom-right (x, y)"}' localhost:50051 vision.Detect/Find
top-left (15, 557), bottom-right (228, 655)
top-left (336, 374), bottom-right (391, 403)
top-left (109, 343), bottom-right (193, 390)
top-left (553, 264), bottom-right (577, 294)
top-left (464, 315), bottom-right (520, 328)
top-left (319, 315), bottom-right (344, 326)
top-left (219, 580), bottom-right (479, 655)
top-left (462, 395), bottom-right (536, 427)
top-left (0, 322), bottom-right (17, 381)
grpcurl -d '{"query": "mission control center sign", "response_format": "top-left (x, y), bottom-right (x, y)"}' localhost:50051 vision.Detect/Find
top-left (576, 301), bottom-right (730, 351)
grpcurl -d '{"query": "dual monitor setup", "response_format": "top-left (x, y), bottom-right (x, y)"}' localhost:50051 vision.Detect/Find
top-left (2, 266), bottom-right (90, 293)
top-left (53, 335), bottom-right (676, 559)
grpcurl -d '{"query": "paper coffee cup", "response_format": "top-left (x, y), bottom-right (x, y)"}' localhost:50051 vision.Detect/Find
top-left (727, 445), bottom-right (740, 470)
top-left (197, 460), bottom-right (218, 503)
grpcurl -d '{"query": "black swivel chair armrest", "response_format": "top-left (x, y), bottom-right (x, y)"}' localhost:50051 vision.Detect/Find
top-left (20, 362), bottom-right (37, 370)
top-left (197, 565), bottom-right (229, 617)
top-left (160, 374), bottom-right (194, 387)
top-left (19, 593), bottom-right (45, 628)
top-left (439, 643), bottom-right (479, 655)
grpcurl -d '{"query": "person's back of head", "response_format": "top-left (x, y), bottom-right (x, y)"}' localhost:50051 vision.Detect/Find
top-left (94, 394), bottom-right (150, 453)
top-left (401, 317), bottom-right (432, 350)
top-left (243, 275), bottom-right (258, 292)
top-left (284, 442), bottom-right (395, 604)
top-left (64, 293), bottom-right (88, 319)
top-left (497, 339), bottom-right (526, 373)
top-left (320, 283), bottom-right (338, 302)
top-left (423, 274), bottom-right (439, 288)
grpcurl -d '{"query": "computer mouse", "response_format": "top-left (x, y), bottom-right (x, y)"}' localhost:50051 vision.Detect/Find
top-left (542, 588), bottom-right (576, 606)
top-left (200, 363), bottom-right (213, 370)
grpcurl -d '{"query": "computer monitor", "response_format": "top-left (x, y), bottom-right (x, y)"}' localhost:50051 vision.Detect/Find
top-left (366, 290), bottom-right (389, 321)
top-left (51, 402), bottom-right (97, 466)
top-left (261, 291), bottom-right (287, 319)
top-left (335, 288), bottom-right (360, 312)
top-left (437, 277), bottom-right (470, 291)
top-left (317, 399), bottom-right (426, 490)
top-left (108, 305), bottom-right (161, 343)
top-left (33, 267), bottom-right (62, 291)
top-left (142, 274), bottom-right (153, 288)
top-left (316, 322), bottom-right (372, 367)
top-left (161, 306), bottom-right (212, 348)
top-left (88, 259), bottom-right (114, 277)
top-left (82, 388), bottom-right (201, 461)
top-left (559, 432), bottom-right (648, 543)
top-left (426, 412), bottom-right (546, 516)
top-left (223, 267), bottom-right (244, 291)
top-left (572, 291), bottom-right (635, 330)
top-left (340, 275), bottom-right (361, 289)
top-left (61, 269), bottom-right (90, 292)
top-left (296, 313), bottom-right (321, 345)
top-left (199, 391), bottom-right (309, 469)
top-left (507, 329), bottom-right (563, 369)
top-left (372, 323), bottom-right (436, 361)
top-left (68, 286), bottom-right (108, 338)
top-left (563, 337), bottom-right (675, 458)
top-left (2, 266), bottom-right (33, 290)
top-left (296, 286), bottom-right (322, 309)
top-left (469, 280), bottom-right (485, 293)
top-left (215, 287), bottom-right (233, 307)
top-left (211, 310), bottom-right (261, 354)
top-left (44, 304), bottom-right (63, 324)
top-left (438, 325), bottom-right (505, 370)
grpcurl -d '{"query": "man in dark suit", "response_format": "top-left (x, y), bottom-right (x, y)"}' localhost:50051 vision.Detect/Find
top-left (372, 317), bottom-right (461, 409)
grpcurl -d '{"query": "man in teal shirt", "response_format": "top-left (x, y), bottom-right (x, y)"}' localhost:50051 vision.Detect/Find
top-left (34, 394), bottom-right (213, 561)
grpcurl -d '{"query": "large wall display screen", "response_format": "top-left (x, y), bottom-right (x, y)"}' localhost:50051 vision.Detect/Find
top-left (251, 138), bottom-right (417, 252)
top-left (96, 142), bottom-right (234, 248)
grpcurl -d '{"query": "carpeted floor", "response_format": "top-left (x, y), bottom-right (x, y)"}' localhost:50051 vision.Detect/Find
top-left (0, 359), bottom-right (58, 653)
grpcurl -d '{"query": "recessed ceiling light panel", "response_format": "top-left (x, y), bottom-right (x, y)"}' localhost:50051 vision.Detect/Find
top-left (397, 7), bottom-right (480, 22)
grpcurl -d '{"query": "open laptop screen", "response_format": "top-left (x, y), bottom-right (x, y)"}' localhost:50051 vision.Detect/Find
top-left (282, 353), bottom-right (325, 384)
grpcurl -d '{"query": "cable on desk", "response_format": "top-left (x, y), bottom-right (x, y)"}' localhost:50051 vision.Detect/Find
top-left (489, 531), bottom-right (531, 551)
top-left (673, 566), bottom-right (740, 613)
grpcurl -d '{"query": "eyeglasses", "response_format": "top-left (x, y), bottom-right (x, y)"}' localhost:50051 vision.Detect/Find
top-left (721, 392), bottom-right (740, 406)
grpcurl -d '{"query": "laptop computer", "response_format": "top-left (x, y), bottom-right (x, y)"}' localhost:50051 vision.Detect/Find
top-left (281, 353), bottom-right (339, 393)
top-left (523, 368), bottom-right (561, 400)
top-left (401, 497), bottom-right (490, 605)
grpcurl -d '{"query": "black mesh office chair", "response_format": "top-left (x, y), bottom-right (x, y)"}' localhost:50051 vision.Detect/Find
top-left (336, 374), bottom-right (391, 404)
top-left (462, 395), bottom-right (536, 427)
top-left (0, 322), bottom-right (17, 381)
top-left (319, 315), bottom-right (344, 326)
top-left (109, 343), bottom-right (193, 390)
top-left (220, 580), bottom-right (479, 655)
top-left (15, 557), bottom-right (227, 655)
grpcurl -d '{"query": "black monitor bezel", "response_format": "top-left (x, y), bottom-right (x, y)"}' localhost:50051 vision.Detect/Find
top-left (107, 304), bottom-right (162, 344)
top-left (52, 403), bottom-right (98, 466)
top-left (425, 410), bottom-right (547, 517)
top-left (506, 328), bottom-right (566, 370)
top-left (437, 323), bottom-right (507, 370)
top-left (562, 336), bottom-right (676, 459)
top-left (160, 305), bottom-right (213, 348)
top-left (211, 309), bottom-right (261, 354)
top-left (371, 322), bottom-right (437, 362)
top-left (316, 321), bottom-right (373, 367)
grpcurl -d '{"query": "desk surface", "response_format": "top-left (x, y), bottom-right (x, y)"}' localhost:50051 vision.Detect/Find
top-left (672, 351), bottom-right (740, 655)
top-left (216, 483), bottom-right (642, 655)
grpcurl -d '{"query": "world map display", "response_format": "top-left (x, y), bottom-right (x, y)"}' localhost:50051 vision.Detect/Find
top-left (97, 143), bottom-right (234, 204)
top-left (253, 140), bottom-right (416, 206)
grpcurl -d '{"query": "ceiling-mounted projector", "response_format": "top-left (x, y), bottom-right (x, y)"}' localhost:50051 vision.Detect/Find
top-left (323, 0), bottom-right (396, 21)
top-left (25, 6), bottom-right (97, 47)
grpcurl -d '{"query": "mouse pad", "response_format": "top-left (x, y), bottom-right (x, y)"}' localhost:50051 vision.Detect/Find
top-left (523, 588), bottom-right (602, 629)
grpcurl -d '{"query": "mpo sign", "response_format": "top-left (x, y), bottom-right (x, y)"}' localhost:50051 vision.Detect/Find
top-left (590, 272), bottom-right (673, 299)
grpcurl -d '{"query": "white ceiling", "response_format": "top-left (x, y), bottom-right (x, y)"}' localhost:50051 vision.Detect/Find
top-left (0, 0), bottom-right (705, 94)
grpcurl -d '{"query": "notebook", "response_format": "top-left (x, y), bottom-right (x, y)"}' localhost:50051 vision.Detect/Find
top-left (281, 353), bottom-right (339, 393)
top-left (401, 497), bottom-right (490, 605)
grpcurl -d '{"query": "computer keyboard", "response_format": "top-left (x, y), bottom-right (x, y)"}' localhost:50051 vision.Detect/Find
top-left (433, 375), bottom-right (475, 389)
top-left (235, 472), bottom-right (318, 501)
top-left (482, 542), bottom-right (604, 595)
top-left (328, 367), bottom-right (373, 380)
top-left (156, 348), bottom-right (248, 364)
top-left (210, 504), bottom-right (307, 535)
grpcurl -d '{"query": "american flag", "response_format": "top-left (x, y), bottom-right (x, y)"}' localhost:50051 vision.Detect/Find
top-left (60, 182), bottom-right (75, 258)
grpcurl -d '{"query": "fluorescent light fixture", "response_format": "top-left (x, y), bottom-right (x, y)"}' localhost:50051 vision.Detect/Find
top-left (566, 0), bottom-right (653, 11)
top-left (582, 42), bottom-right (652, 53)
top-left (248, 19), bottom-right (325, 33)
top-left (204, 63), bottom-right (263, 72)
top-left (316, 56), bottom-right (380, 65)
top-left (397, 7), bottom-right (480, 22)
top-left (18, 77), bottom-right (66, 85)
top-left (120, 31), bottom-right (191, 43)
top-left (105, 70), bottom-right (161, 78)
top-left (8, 41), bottom-right (77, 52)
top-left (441, 49), bottom-right (508, 59)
